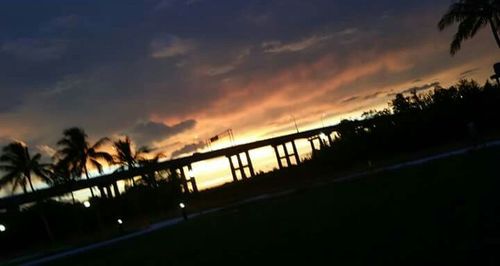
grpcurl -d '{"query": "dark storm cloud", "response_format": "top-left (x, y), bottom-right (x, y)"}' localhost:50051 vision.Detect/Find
top-left (0, 0), bottom-right (153, 113)
top-left (129, 120), bottom-right (197, 146)
top-left (171, 141), bottom-right (206, 158)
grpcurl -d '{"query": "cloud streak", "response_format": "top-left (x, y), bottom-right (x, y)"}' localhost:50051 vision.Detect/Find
top-left (1, 38), bottom-right (67, 61)
top-left (151, 35), bottom-right (195, 58)
top-left (262, 34), bottom-right (332, 53)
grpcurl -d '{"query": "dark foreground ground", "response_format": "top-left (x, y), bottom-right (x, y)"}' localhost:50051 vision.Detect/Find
top-left (35, 147), bottom-right (500, 265)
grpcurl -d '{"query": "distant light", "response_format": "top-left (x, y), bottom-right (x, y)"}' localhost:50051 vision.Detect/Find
top-left (188, 169), bottom-right (195, 178)
top-left (117, 219), bottom-right (123, 225)
top-left (83, 201), bottom-right (91, 208)
top-left (179, 203), bottom-right (185, 209)
top-left (0, 224), bottom-right (5, 232)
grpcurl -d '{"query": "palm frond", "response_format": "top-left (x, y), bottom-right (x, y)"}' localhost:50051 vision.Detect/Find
top-left (0, 170), bottom-right (18, 187)
top-left (438, 0), bottom-right (500, 54)
top-left (92, 137), bottom-right (110, 150)
top-left (137, 146), bottom-right (152, 154)
top-left (92, 151), bottom-right (113, 164)
top-left (438, 3), bottom-right (471, 30)
top-left (89, 158), bottom-right (103, 174)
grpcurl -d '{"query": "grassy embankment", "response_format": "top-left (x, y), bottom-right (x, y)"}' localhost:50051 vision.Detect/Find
top-left (42, 146), bottom-right (500, 265)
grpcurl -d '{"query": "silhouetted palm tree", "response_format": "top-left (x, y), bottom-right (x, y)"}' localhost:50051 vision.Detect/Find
top-left (48, 160), bottom-right (77, 203)
top-left (0, 141), bottom-right (50, 193)
top-left (112, 136), bottom-right (151, 171)
top-left (56, 127), bottom-right (112, 197)
top-left (138, 154), bottom-right (163, 187)
top-left (48, 160), bottom-right (73, 185)
top-left (111, 136), bottom-right (151, 186)
top-left (438, 0), bottom-right (500, 55)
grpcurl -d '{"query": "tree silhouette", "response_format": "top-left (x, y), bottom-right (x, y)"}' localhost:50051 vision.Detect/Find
top-left (48, 160), bottom-right (77, 203)
top-left (112, 136), bottom-right (150, 170)
top-left (48, 160), bottom-right (73, 185)
top-left (111, 136), bottom-right (151, 187)
top-left (138, 154), bottom-right (163, 187)
top-left (56, 128), bottom-right (112, 197)
top-left (438, 0), bottom-right (500, 55)
top-left (0, 141), bottom-right (51, 193)
top-left (391, 94), bottom-right (412, 114)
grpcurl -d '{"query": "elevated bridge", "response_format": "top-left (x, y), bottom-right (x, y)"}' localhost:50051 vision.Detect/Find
top-left (0, 124), bottom-right (340, 210)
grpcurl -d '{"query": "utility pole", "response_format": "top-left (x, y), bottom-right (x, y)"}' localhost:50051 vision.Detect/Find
top-left (290, 115), bottom-right (299, 133)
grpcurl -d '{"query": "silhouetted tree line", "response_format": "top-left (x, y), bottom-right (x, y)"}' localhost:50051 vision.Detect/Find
top-left (0, 179), bottom-right (185, 257)
top-left (314, 79), bottom-right (500, 169)
top-left (0, 129), bottom-right (187, 256)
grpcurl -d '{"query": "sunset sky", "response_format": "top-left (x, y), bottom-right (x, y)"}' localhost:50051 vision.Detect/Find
top-left (0, 0), bottom-right (499, 163)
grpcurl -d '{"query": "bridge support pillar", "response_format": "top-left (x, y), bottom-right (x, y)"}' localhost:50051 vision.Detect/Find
top-left (245, 150), bottom-right (255, 177)
top-left (187, 164), bottom-right (198, 193)
top-left (228, 156), bottom-right (238, 182)
top-left (274, 141), bottom-right (300, 168)
top-left (99, 186), bottom-right (107, 198)
top-left (236, 153), bottom-right (247, 179)
top-left (112, 182), bottom-right (120, 197)
top-left (105, 186), bottom-right (112, 199)
top-left (273, 145), bottom-right (284, 170)
top-left (178, 167), bottom-right (190, 193)
top-left (283, 143), bottom-right (292, 167)
top-left (228, 151), bottom-right (255, 182)
top-left (309, 137), bottom-right (320, 156)
top-left (189, 177), bottom-right (198, 193)
top-left (292, 140), bottom-right (300, 164)
top-left (172, 165), bottom-right (198, 194)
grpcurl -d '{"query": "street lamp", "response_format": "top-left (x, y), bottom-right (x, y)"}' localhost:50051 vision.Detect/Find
top-left (83, 201), bottom-right (91, 208)
top-left (0, 224), bottom-right (6, 232)
top-left (179, 202), bottom-right (188, 220)
top-left (116, 218), bottom-right (124, 233)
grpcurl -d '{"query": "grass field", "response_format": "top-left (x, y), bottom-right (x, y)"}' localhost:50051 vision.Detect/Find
top-left (41, 147), bottom-right (500, 265)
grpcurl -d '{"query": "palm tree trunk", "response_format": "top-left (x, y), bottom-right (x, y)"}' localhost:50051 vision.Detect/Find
top-left (28, 178), bottom-right (35, 192)
top-left (128, 163), bottom-right (136, 187)
top-left (84, 165), bottom-right (95, 198)
top-left (489, 18), bottom-right (500, 48)
top-left (27, 173), bottom-right (36, 192)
